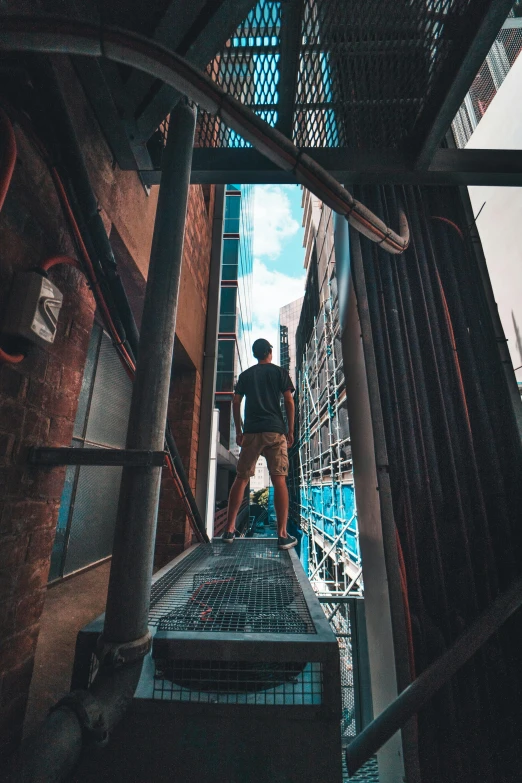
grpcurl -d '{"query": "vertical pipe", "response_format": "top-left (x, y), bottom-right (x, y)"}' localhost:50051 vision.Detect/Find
top-left (195, 185), bottom-right (225, 524)
top-left (103, 99), bottom-right (197, 645)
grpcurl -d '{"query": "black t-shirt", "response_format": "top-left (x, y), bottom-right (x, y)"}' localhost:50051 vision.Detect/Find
top-left (234, 363), bottom-right (294, 434)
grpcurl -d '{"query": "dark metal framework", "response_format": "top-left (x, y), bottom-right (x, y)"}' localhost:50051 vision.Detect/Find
top-left (187, 0), bottom-right (517, 185)
top-left (13, 0), bottom-right (517, 186)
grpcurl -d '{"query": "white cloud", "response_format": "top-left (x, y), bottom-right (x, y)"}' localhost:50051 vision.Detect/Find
top-left (253, 185), bottom-right (300, 259)
top-left (250, 259), bottom-right (305, 364)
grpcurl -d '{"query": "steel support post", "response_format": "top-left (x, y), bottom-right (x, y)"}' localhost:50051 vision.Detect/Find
top-left (335, 213), bottom-right (417, 782)
top-left (103, 98), bottom-right (197, 646)
top-left (195, 185), bottom-right (225, 525)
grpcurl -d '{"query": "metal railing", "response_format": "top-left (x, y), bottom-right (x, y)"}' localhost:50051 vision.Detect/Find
top-left (345, 575), bottom-right (522, 777)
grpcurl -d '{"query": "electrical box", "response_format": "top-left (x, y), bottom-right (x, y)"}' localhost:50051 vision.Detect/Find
top-left (3, 271), bottom-right (63, 347)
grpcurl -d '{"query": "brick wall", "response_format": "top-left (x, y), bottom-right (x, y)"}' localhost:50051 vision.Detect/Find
top-left (0, 122), bottom-right (96, 759)
top-left (155, 184), bottom-right (215, 568)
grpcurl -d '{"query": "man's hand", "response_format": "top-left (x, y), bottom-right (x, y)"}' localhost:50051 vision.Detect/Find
top-left (286, 432), bottom-right (294, 448)
top-left (236, 432), bottom-right (244, 447)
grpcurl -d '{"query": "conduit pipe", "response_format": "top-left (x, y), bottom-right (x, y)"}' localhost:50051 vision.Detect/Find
top-left (0, 107), bottom-right (24, 364)
top-left (0, 16), bottom-right (410, 255)
top-left (0, 105), bottom-right (16, 212)
top-left (38, 58), bottom-right (140, 359)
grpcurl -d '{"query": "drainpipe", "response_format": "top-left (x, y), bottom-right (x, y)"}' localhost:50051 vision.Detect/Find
top-left (19, 98), bottom-right (197, 782)
top-left (195, 185), bottom-right (225, 526)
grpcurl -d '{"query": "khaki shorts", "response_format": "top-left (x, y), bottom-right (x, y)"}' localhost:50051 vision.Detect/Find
top-left (236, 432), bottom-right (288, 479)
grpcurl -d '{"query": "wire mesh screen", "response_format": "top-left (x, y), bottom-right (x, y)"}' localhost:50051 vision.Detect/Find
top-left (194, 0), bottom-right (483, 151)
top-left (342, 756), bottom-right (379, 783)
top-left (322, 601), bottom-right (357, 741)
top-left (452, 20), bottom-right (522, 146)
top-left (150, 540), bottom-right (316, 634)
top-left (152, 660), bottom-right (323, 705)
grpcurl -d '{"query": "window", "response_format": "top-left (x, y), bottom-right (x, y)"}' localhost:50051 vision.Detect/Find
top-left (224, 193), bottom-right (241, 233)
top-left (217, 339), bottom-right (236, 393)
top-left (219, 287), bottom-right (237, 333)
top-left (218, 339), bottom-right (235, 371)
top-left (222, 239), bottom-right (239, 280)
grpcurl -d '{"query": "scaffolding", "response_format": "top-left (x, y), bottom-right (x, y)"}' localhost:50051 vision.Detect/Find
top-left (290, 202), bottom-right (362, 599)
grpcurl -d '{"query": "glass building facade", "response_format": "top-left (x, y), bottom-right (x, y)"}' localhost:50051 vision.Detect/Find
top-left (216, 184), bottom-right (254, 450)
top-left (278, 297), bottom-right (304, 386)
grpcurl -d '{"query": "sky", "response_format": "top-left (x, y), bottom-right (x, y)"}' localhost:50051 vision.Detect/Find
top-left (247, 184), bottom-right (306, 365)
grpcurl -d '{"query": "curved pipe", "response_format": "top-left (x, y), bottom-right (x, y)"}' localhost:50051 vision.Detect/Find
top-left (0, 16), bottom-right (409, 255)
top-left (0, 106), bottom-right (17, 212)
top-left (20, 663), bottom-right (143, 783)
top-left (0, 109), bottom-right (24, 363)
top-left (40, 254), bottom-right (80, 272)
top-left (0, 346), bottom-right (25, 364)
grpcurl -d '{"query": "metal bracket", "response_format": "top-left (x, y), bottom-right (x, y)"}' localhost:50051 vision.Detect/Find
top-left (52, 690), bottom-right (108, 746)
top-left (29, 447), bottom-right (166, 467)
top-left (96, 630), bottom-right (152, 668)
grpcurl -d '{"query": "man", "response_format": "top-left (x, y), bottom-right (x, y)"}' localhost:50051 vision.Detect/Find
top-left (222, 338), bottom-right (297, 550)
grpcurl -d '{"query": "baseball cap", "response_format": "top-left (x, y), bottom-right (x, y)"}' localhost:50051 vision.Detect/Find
top-left (252, 338), bottom-right (273, 359)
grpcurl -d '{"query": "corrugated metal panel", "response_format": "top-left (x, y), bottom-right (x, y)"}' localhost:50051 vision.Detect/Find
top-left (73, 323), bottom-right (101, 438)
top-left (84, 331), bottom-right (132, 448)
top-left (63, 457), bottom-right (123, 575)
top-left (59, 327), bottom-right (132, 577)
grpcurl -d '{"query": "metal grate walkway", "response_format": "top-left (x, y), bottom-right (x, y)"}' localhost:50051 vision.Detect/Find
top-left (149, 539), bottom-right (316, 634)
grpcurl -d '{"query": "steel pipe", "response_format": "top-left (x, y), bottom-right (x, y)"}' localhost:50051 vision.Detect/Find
top-left (103, 97), bottom-right (197, 645)
top-left (0, 15), bottom-right (409, 254)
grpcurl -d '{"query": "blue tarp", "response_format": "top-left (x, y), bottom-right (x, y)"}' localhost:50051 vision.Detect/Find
top-left (300, 484), bottom-right (359, 572)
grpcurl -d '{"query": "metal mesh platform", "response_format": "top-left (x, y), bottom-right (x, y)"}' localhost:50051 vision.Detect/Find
top-left (149, 539), bottom-right (316, 634)
top-left (193, 0), bottom-right (489, 151)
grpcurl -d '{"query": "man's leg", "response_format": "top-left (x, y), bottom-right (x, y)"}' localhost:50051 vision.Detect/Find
top-left (226, 476), bottom-right (249, 533)
top-left (271, 475), bottom-right (289, 538)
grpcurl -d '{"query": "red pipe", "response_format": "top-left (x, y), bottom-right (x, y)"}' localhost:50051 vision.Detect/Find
top-left (0, 346), bottom-right (24, 364)
top-left (430, 216), bottom-right (472, 433)
top-left (0, 110), bottom-right (24, 363)
top-left (0, 106), bottom-right (17, 213)
top-left (40, 254), bottom-right (80, 272)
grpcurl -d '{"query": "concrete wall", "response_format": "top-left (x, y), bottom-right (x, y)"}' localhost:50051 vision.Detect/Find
top-left (466, 52), bottom-right (522, 384)
top-left (0, 57), bottom-right (214, 758)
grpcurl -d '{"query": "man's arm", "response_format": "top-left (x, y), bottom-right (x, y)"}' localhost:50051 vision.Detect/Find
top-left (283, 390), bottom-right (295, 448)
top-left (233, 393), bottom-right (244, 446)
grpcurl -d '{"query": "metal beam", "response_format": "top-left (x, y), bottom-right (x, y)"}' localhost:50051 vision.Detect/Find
top-left (173, 146), bottom-right (522, 187)
top-left (131, 0), bottom-right (258, 142)
top-left (276, 0), bottom-right (304, 138)
top-left (72, 58), bottom-right (142, 171)
top-left (408, 0), bottom-right (514, 168)
top-left (29, 447), bottom-right (166, 467)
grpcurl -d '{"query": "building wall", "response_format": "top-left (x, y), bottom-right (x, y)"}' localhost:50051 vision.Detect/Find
top-left (214, 185), bottom-right (253, 515)
top-left (0, 58), bottom-right (214, 758)
top-left (279, 296), bottom-right (304, 386)
top-left (249, 456), bottom-right (270, 491)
